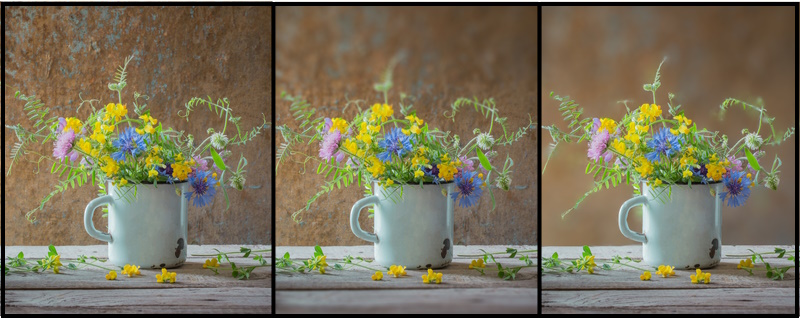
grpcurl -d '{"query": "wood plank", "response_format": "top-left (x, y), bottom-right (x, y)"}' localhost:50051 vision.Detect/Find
top-left (542, 258), bottom-right (794, 290)
top-left (542, 288), bottom-right (794, 314)
top-left (4, 245), bottom-right (272, 290)
top-left (276, 288), bottom-right (537, 314)
top-left (276, 245), bottom-right (537, 260)
top-left (4, 262), bottom-right (272, 290)
top-left (541, 245), bottom-right (796, 260)
top-left (276, 246), bottom-right (537, 290)
top-left (277, 258), bottom-right (536, 290)
top-left (4, 287), bottom-right (271, 314)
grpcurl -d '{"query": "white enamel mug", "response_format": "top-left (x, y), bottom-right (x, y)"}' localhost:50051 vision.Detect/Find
top-left (350, 181), bottom-right (455, 269)
top-left (619, 182), bottom-right (723, 269)
top-left (84, 182), bottom-right (189, 269)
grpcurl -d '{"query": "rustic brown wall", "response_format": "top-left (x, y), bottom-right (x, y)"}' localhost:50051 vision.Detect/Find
top-left (276, 6), bottom-right (538, 246)
top-left (542, 6), bottom-right (795, 245)
top-left (4, 6), bottom-right (272, 245)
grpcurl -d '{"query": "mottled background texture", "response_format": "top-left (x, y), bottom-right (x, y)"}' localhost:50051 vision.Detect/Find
top-left (543, 6), bottom-right (795, 245)
top-left (4, 6), bottom-right (272, 245)
top-left (276, 6), bottom-right (538, 246)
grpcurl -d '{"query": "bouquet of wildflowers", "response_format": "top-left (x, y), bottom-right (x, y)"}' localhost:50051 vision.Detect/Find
top-left (277, 65), bottom-right (534, 221)
top-left (6, 55), bottom-right (267, 221)
top-left (544, 61), bottom-right (795, 217)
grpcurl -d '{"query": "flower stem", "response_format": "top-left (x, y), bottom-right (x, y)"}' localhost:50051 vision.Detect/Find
top-left (457, 249), bottom-right (537, 257)
top-left (192, 249), bottom-right (271, 257)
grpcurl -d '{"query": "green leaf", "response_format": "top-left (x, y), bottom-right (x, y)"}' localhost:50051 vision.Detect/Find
top-left (582, 245), bottom-right (592, 256)
top-left (476, 148), bottom-right (492, 171)
top-left (48, 245), bottom-right (57, 257)
top-left (744, 148), bottom-right (761, 171)
top-left (210, 148), bottom-right (228, 171)
top-left (314, 245), bottom-right (323, 258)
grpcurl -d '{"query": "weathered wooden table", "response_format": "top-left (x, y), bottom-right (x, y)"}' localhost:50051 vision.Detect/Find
top-left (542, 245), bottom-right (796, 314)
top-left (3, 245), bottom-right (271, 314)
top-left (275, 245), bottom-right (537, 314)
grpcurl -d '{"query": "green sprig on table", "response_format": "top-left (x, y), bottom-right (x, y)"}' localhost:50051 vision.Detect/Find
top-left (4, 245), bottom-right (117, 275)
top-left (276, 245), bottom-right (383, 274)
top-left (193, 246), bottom-right (271, 280)
top-left (727, 247), bottom-right (796, 280)
top-left (459, 247), bottom-right (537, 280)
top-left (543, 246), bottom-right (650, 275)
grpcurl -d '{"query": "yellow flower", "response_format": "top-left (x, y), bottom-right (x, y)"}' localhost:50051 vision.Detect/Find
top-left (106, 270), bottom-right (117, 280)
top-left (384, 179), bottom-right (395, 186)
top-left (370, 103), bottom-right (394, 122)
top-left (670, 124), bottom-right (690, 135)
top-left (330, 118), bottom-right (348, 134)
top-left (655, 265), bottom-right (675, 277)
top-left (640, 271), bottom-right (652, 281)
top-left (411, 154), bottom-right (429, 166)
top-left (387, 265), bottom-right (407, 278)
top-left (401, 128), bottom-right (411, 135)
top-left (690, 268), bottom-right (710, 284)
top-left (705, 162), bottom-right (726, 181)
top-left (156, 268), bottom-right (177, 283)
top-left (100, 156), bottom-right (119, 177)
top-left (122, 264), bottom-right (141, 277)
top-left (674, 114), bottom-right (692, 126)
top-left (469, 259), bottom-right (486, 269)
top-left (653, 179), bottom-right (662, 187)
top-left (680, 154), bottom-right (697, 169)
top-left (371, 271), bottom-right (383, 281)
top-left (91, 122), bottom-right (108, 145)
top-left (366, 157), bottom-right (385, 178)
top-left (422, 268), bottom-right (443, 284)
top-left (103, 103), bottom-right (128, 122)
top-left (117, 179), bottom-right (129, 186)
top-left (583, 255), bottom-right (597, 274)
top-left (611, 138), bottom-right (627, 155)
top-left (310, 255), bottom-right (328, 274)
top-left (637, 104), bottom-right (662, 122)
top-left (438, 163), bottom-right (457, 181)
top-left (342, 138), bottom-right (359, 156)
top-left (599, 118), bottom-right (617, 134)
top-left (203, 258), bottom-right (220, 269)
top-left (635, 157), bottom-right (653, 177)
top-left (41, 254), bottom-right (63, 274)
top-left (139, 114), bottom-right (158, 125)
top-left (64, 117), bottom-right (82, 133)
top-left (405, 114), bottom-right (424, 126)
top-left (737, 259), bottom-right (754, 269)
top-left (77, 138), bottom-right (93, 154)
top-left (414, 169), bottom-right (425, 179)
top-left (148, 169), bottom-right (159, 178)
top-left (172, 161), bottom-right (192, 181)
top-left (682, 170), bottom-right (694, 178)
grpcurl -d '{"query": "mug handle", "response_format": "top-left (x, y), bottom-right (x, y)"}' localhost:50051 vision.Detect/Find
top-left (350, 195), bottom-right (380, 243)
top-left (84, 195), bottom-right (114, 243)
top-left (618, 195), bottom-right (648, 243)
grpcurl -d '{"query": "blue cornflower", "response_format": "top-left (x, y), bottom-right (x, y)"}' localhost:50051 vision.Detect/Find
top-left (719, 170), bottom-right (751, 207)
top-left (111, 127), bottom-right (147, 161)
top-left (377, 128), bottom-right (412, 162)
top-left (645, 128), bottom-right (681, 163)
top-left (450, 170), bottom-right (484, 208)
top-left (184, 170), bottom-right (217, 207)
